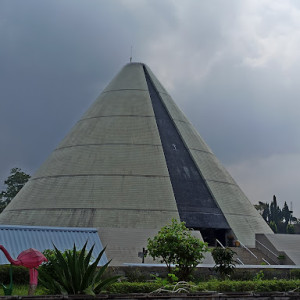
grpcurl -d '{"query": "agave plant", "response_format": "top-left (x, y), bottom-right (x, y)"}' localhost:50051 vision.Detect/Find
top-left (39, 242), bottom-right (119, 295)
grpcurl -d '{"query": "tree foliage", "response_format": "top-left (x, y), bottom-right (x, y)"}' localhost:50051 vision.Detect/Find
top-left (269, 221), bottom-right (278, 233)
top-left (254, 195), bottom-right (297, 234)
top-left (0, 168), bottom-right (30, 212)
top-left (287, 223), bottom-right (295, 234)
top-left (147, 219), bottom-right (209, 281)
top-left (211, 247), bottom-right (236, 279)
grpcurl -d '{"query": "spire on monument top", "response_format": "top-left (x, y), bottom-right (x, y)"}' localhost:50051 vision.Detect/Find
top-left (130, 46), bottom-right (133, 63)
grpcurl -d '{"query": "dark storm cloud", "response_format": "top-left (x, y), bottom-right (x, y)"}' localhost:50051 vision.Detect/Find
top-left (142, 1), bottom-right (300, 164)
top-left (184, 59), bottom-right (300, 163)
top-left (1, 0), bottom-right (300, 215)
top-left (0, 0), bottom-right (177, 184)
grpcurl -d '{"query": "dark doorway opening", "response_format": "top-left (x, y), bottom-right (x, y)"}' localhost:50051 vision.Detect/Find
top-left (197, 228), bottom-right (229, 247)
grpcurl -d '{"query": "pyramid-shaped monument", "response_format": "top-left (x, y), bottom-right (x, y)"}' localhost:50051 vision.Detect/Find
top-left (0, 63), bottom-right (272, 264)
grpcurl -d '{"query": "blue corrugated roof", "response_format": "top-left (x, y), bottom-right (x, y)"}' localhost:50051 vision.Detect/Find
top-left (0, 225), bottom-right (107, 265)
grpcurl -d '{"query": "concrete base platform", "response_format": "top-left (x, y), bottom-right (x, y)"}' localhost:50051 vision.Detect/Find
top-left (256, 234), bottom-right (300, 265)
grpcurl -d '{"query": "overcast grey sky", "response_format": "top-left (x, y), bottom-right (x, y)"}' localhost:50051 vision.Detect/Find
top-left (1, 0), bottom-right (300, 216)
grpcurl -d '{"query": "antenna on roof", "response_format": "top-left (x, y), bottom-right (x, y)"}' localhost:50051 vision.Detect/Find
top-left (130, 46), bottom-right (133, 63)
top-left (290, 201), bottom-right (293, 224)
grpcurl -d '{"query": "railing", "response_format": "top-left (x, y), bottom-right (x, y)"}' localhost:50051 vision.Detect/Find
top-left (262, 257), bottom-right (271, 265)
top-left (255, 239), bottom-right (279, 264)
top-left (237, 240), bottom-right (258, 259)
top-left (216, 239), bottom-right (225, 249)
top-left (236, 257), bottom-right (244, 265)
top-left (215, 239), bottom-right (244, 265)
top-left (238, 240), bottom-right (272, 265)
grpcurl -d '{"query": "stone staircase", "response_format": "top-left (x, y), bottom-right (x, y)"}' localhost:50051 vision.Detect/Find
top-left (230, 247), bottom-right (278, 265)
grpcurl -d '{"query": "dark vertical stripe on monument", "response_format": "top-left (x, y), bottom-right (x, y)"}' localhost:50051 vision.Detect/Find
top-left (143, 65), bottom-right (229, 229)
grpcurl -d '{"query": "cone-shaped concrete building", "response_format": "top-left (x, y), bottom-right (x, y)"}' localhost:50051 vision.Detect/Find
top-left (0, 63), bottom-right (272, 263)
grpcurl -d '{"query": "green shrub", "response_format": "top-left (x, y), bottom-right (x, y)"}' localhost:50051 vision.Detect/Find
top-left (287, 224), bottom-right (295, 234)
top-left (147, 219), bottom-right (209, 281)
top-left (291, 269), bottom-right (300, 279)
top-left (233, 281), bottom-right (255, 292)
top-left (230, 270), bottom-right (252, 281)
top-left (211, 247), bottom-right (236, 279)
top-left (105, 279), bottom-right (300, 294)
top-left (123, 268), bottom-right (148, 282)
top-left (262, 268), bottom-right (287, 280)
top-left (269, 221), bottom-right (278, 233)
top-left (105, 282), bottom-right (161, 293)
top-left (0, 265), bottom-right (28, 285)
top-left (39, 243), bottom-right (119, 295)
top-left (255, 281), bottom-right (272, 292)
top-left (215, 279), bottom-right (299, 292)
top-left (253, 270), bottom-right (265, 281)
top-left (272, 279), bottom-right (294, 291)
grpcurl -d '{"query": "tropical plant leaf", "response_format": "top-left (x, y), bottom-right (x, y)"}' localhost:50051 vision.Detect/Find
top-left (50, 255), bottom-right (70, 292)
top-left (83, 285), bottom-right (95, 296)
top-left (81, 257), bottom-right (98, 290)
top-left (81, 245), bottom-right (105, 289)
top-left (84, 244), bottom-right (95, 271)
top-left (78, 241), bottom-right (88, 273)
top-left (53, 245), bottom-right (71, 284)
top-left (39, 267), bottom-right (66, 295)
top-left (72, 244), bottom-right (80, 290)
top-left (95, 275), bottom-right (120, 293)
top-left (40, 242), bottom-right (115, 295)
top-left (94, 258), bottom-right (110, 283)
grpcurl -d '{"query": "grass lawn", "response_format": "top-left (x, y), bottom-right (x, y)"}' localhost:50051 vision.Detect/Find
top-left (0, 285), bottom-right (47, 296)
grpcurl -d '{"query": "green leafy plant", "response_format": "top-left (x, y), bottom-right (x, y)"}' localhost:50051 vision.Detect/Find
top-left (104, 282), bottom-right (162, 294)
top-left (149, 273), bottom-right (196, 294)
top-left (167, 273), bottom-right (178, 283)
top-left (147, 219), bottom-right (209, 281)
top-left (286, 224), bottom-right (295, 234)
top-left (150, 273), bottom-right (178, 287)
top-left (269, 221), bottom-right (278, 233)
top-left (211, 247), bottom-right (236, 279)
top-left (290, 269), bottom-right (300, 279)
top-left (39, 242), bottom-right (119, 295)
top-left (0, 265), bottom-right (28, 285)
top-left (277, 254), bottom-right (285, 260)
top-left (150, 274), bottom-right (169, 287)
top-left (105, 279), bottom-right (300, 294)
top-left (253, 270), bottom-right (265, 281)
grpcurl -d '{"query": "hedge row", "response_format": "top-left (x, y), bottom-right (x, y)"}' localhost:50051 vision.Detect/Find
top-left (198, 280), bottom-right (300, 292)
top-left (105, 282), bottom-right (162, 294)
top-left (0, 265), bottom-right (28, 284)
top-left (105, 279), bottom-right (300, 294)
top-left (1, 264), bottom-right (300, 294)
